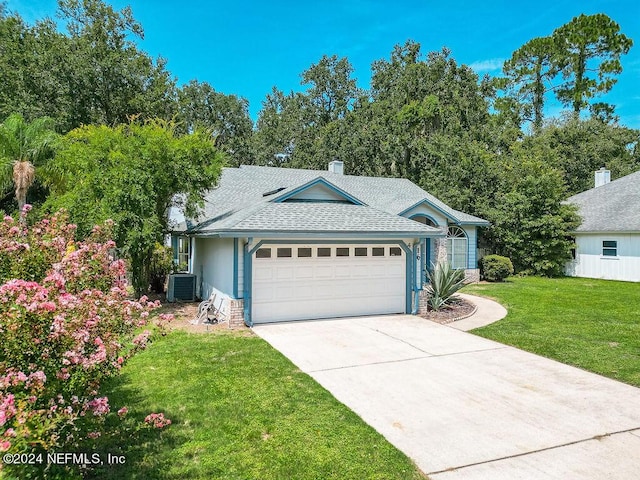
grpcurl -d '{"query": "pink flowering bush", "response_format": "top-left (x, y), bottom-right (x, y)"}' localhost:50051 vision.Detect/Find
top-left (0, 207), bottom-right (173, 478)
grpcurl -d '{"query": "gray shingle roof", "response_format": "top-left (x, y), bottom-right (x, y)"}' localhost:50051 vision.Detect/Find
top-left (227, 203), bottom-right (441, 235)
top-left (184, 165), bottom-right (488, 235)
top-left (567, 170), bottom-right (640, 232)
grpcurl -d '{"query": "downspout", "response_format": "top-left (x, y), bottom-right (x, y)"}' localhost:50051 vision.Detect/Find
top-left (412, 242), bottom-right (420, 315)
top-left (243, 238), bottom-right (253, 327)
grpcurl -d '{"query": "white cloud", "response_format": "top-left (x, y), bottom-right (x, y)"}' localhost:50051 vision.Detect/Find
top-left (469, 58), bottom-right (504, 72)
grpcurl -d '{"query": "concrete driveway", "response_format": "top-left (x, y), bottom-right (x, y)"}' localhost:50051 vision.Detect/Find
top-left (253, 314), bottom-right (640, 479)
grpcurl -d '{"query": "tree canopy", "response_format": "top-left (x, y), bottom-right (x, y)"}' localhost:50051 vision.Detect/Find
top-left (43, 120), bottom-right (224, 294)
top-left (1, 1), bottom-right (637, 277)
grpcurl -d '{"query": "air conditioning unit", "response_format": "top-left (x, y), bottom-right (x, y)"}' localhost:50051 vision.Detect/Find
top-left (167, 274), bottom-right (197, 302)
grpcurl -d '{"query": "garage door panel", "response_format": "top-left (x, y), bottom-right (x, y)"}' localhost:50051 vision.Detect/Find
top-left (316, 265), bottom-right (334, 278)
top-left (295, 266), bottom-right (314, 279)
top-left (254, 267), bottom-right (273, 281)
top-left (253, 285), bottom-right (273, 302)
top-left (334, 265), bottom-right (353, 278)
top-left (252, 243), bottom-right (407, 323)
top-left (351, 264), bottom-right (371, 277)
top-left (276, 266), bottom-right (295, 280)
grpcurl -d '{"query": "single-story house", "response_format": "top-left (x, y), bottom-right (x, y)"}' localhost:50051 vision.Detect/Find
top-left (566, 168), bottom-right (640, 282)
top-left (169, 161), bottom-right (489, 327)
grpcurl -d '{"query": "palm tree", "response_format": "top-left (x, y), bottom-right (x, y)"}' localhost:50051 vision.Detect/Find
top-left (0, 114), bottom-right (58, 213)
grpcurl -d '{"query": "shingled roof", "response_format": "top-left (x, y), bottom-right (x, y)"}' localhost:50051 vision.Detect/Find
top-left (567, 170), bottom-right (640, 232)
top-left (180, 165), bottom-right (488, 236)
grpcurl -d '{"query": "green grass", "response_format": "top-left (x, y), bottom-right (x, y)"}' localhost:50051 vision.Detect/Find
top-left (464, 276), bottom-right (640, 387)
top-left (91, 330), bottom-right (425, 480)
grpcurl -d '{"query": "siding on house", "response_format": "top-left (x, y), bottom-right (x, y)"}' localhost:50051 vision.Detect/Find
top-left (193, 237), bottom-right (235, 299)
top-left (463, 226), bottom-right (478, 269)
top-left (567, 233), bottom-right (640, 282)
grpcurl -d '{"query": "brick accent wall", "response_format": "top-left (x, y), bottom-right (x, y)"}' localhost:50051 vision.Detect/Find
top-left (464, 269), bottom-right (480, 283)
top-left (204, 287), bottom-right (247, 329)
top-left (224, 298), bottom-right (245, 329)
top-left (434, 232), bottom-right (448, 264)
top-left (418, 289), bottom-right (430, 315)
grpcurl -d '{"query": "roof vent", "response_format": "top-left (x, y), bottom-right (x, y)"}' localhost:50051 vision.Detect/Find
top-left (262, 187), bottom-right (286, 197)
top-left (594, 167), bottom-right (610, 188)
top-left (328, 159), bottom-right (344, 174)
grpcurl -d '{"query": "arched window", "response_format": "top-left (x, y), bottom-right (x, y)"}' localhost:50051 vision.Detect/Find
top-left (447, 226), bottom-right (467, 269)
top-left (411, 215), bottom-right (438, 227)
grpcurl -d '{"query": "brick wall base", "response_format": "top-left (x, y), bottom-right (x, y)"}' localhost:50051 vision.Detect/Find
top-left (418, 289), bottom-right (430, 316)
top-left (224, 298), bottom-right (246, 329)
top-left (464, 268), bottom-right (480, 283)
top-left (203, 288), bottom-right (246, 329)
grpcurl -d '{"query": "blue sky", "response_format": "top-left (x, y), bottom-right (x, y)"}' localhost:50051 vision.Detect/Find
top-left (8, 0), bottom-right (640, 128)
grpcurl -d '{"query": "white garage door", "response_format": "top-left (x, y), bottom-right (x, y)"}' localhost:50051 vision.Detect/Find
top-left (252, 244), bottom-right (406, 324)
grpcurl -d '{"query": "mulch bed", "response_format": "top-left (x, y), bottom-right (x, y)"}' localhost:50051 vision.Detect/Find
top-left (418, 297), bottom-right (476, 325)
top-left (147, 294), bottom-right (231, 333)
top-left (147, 293), bottom-right (477, 331)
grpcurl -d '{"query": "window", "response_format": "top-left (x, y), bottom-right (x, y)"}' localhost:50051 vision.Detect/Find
top-left (256, 248), bottom-right (271, 259)
top-left (277, 248), bottom-right (292, 258)
top-left (602, 240), bottom-right (617, 257)
top-left (177, 237), bottom-right (190, 271)
top-left (372, 247), bottom-right (385, 257)
top-left (317, 247), bottom-right (331, 257)
top-left (447, 226), bottom-right (468, 269)
top-left (297, 247), bottom-right (312, 258)
top-left (389, 247), bottom-right (402, 257)
top-left (411, 215), bottom-right (438, 227)
top-left (336, 247), bottom-right (350, 257)
top-left (355, 247), bottom-right (368, 257)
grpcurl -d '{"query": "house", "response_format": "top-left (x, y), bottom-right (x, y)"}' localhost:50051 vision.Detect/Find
top-left (169, 161), bottom-right (489, 327)
top-left (566, 168), bottom-right (640, 282)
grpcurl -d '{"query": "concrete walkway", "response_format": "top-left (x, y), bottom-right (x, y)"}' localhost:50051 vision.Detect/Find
top-left (253, 307), bottom-right (640, 479)
top-left (453, 293), bottom-right (508, 331)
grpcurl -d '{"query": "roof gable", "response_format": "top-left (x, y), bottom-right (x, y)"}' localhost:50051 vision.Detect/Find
top-left (273, 177), bottom-right (365, 205)
top-left (182, 165), bottom-right (489, 234)
top-left (567, 170), bottom-right (640, 232)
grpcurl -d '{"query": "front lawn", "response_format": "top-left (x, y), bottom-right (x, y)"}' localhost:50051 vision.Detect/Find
top-left (464, 276), bottom-right (640, 387)
top-left (92, 330), bottom-right (425, 480)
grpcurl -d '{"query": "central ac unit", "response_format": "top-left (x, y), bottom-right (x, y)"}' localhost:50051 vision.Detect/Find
top-left (167, 274), bottom-right (196, 302)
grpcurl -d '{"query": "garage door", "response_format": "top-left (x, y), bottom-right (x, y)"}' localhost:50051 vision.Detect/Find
top-left (251, 244), bottom-right (406, 324)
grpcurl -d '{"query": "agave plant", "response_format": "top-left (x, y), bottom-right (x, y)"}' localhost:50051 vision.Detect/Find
top-left (425, 262), bottom-right (467, 311)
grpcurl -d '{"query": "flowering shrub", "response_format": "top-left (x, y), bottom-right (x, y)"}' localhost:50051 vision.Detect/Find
top-left (0, 207), bottom-right (172, 478)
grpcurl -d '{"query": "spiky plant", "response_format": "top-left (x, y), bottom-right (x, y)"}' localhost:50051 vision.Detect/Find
top-left (425, 261), bottom-right (467, 311)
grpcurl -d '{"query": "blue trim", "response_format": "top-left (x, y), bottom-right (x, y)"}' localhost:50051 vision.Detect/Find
top-left (467, 227), bottom-right (471, 269)
top-left (245, 240), bottom-right (413, 320)
top-left (170, 235), bottom-right (178, 262)
top-left (243, 238), bottom-right (253, 326)
top-left (232, 238), bottom-right (239, 298)
top-left (215, 231), bottom-right (441, 239)
top-left (399, 199), bottom-right (460, 223)
top-left (408, 212), bottom-right (441, 227)
top-left (273, 177), bottom-right (366, 206)
top-left (412, 243), bottom-right (420, 314)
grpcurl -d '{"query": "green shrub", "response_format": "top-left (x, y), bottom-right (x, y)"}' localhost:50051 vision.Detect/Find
top-left (425, 262), bottom-right (466, 311)
top-left (149, 243), bottom-right (174, 293)
top-left (481, 255), bottom-right (514, 282)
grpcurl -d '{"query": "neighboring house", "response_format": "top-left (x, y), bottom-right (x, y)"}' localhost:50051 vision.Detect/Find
top-left (566, 168), bottom-right (640, 282)
top-left (169, 161), bottom-right (489, 326)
